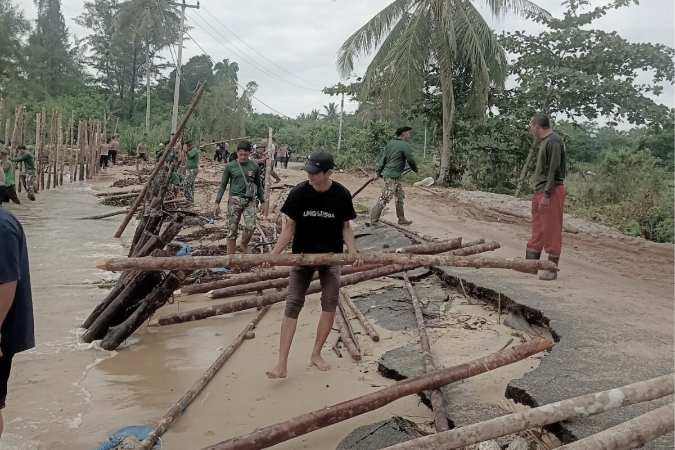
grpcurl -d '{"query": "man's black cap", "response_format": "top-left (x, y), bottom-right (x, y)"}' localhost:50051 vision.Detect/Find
top-left (395, 126), bottom-right (412, 137)
top-left (303, 151), bottom-right (335, 174)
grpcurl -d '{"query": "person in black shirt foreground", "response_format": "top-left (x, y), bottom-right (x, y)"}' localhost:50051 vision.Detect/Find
top-left (266, 151), bottom-right (363, 379)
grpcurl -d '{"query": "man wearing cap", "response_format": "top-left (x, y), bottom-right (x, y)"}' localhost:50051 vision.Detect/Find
top-left (370, 126), bottom-right (418, 226)
top-left (214, 141), bottom-right (265, 255)
top-left (266, 151), bottom-right (361, 379)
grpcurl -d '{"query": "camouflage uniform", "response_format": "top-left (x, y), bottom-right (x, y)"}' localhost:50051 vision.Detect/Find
top-left (184, 168), bottom-right (198, 203)
top-left (226, 196), bottom-right (257, 240)
top-left (25, 169), bottom-right (36, 197)
top-left (376, 177), bottom-right (405, 209)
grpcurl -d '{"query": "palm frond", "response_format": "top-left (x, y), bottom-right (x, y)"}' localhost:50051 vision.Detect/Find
top-left (336, 0), bottom-right (413, 78)
top-left (476, 0), bottom-right (550, 20)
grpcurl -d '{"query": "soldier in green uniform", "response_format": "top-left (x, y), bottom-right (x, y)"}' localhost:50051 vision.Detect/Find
top-left (157, 142), bottom-right (181, 194)
top-left (183, 140), bottom-right (199, 204)
top-left (10, 146), bottom-right (36, 201)
top-left (214, 141), bottom-right (265, 255)
top-left (370, 126), bottom-right (418, 226)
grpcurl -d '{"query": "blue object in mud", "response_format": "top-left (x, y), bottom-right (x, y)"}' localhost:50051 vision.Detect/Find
top-left (94, 425), bottom-right (160, 449)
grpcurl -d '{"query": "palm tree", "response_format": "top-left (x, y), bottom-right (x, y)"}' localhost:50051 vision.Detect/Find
top-left (322, 102), bottom-right (339, 122)
top-left (337, 0), bottom-right (548, 185)
top-left (114, 0), bottom-right (179, 129)
top-left (309, 109), bottom-right (321, 121)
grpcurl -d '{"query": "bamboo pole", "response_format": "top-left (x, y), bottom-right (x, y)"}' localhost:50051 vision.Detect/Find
top-left (68, 111), bottom-right (74, 182)
top-left (200, 338), bottom-right (553, 450)
top-left (56, 112), bottom-right (63, 186)
top-left (138, 306), bottom-right (270, 450)
top-left (35, 112), bottom-right (41, 190)
top-left (263, 127), bottom-right (273, 219)
top-left (404, 273), bottom-right (449, 432)
top-left (96, 253), bottom-right (555, 274)
top-left (10, 107), bottom-right (19, 156)
top-left (40, 108), bottom-right (46, 189)
top-left (77, 210), bottom-right (129, 220)
top-left (177, 239), bottom-right (466, 297)
top-left (0, 98), bottom-right (3, 133)
top-left (557, 403), bottom-right (674, 450)
top-left (382, 374), bottom-right (674, 450)
top-left (114, 81), bottom-right (207, 238)
top-left (335, 306), bottom-right (361, 360)
top-left (380, 219), bottom-right (440, 242)
top-left (46, 110), bottom-right (55, 189)
top-left (340, 289), bottom-right (379, 342)
top-left (4, 118), bottom-right (9, 149)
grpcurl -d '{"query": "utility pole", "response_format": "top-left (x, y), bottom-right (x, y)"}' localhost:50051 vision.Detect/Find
top-left (170, 0), bottom-right (200, 134)
top-left (337, 91), bottom-right (344, 151)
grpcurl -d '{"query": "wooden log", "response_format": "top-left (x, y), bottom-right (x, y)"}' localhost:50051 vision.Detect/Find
top-left (557, 403), bottom-right (674, 450)
top-left (449, 241), bottom-right (499, 256)
top-left (68, 111), bottom-right (74, 182)
top-left (337, 295), bottom-right (359, 352)
top-left (177, 239), bottom-right (464, 297)
top-left (382, 374), bottom-right (674, 450)
top-left (158, 263), bottom-right (423, 326)
top-left (115, 82), bottom-right (207, 238)
top-left (199, 338), bottom-right (553, 450)
top-left (351, 178), bottom-right (374, 199)
top-left (138, 305), bottom-right (270, 450)
top-left (404, 273), bottom-right (449, 432)
top-left (335, 304), bottom-right (361, 361)
top-left (100, 273), bottom-right (182, 350)
top-left (94, 188), bottom-right (143, 197)
top-left (76, 210), bottom-right (129, 220)
top-left (96, 253), bottom-right (556, 274)
top-left (340, 289), bottom-right (379, 342)
top-left (380, 219), bottom-right (440, 242)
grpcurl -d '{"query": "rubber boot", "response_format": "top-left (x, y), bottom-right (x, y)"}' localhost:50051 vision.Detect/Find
top-left (539, 254), bottom-right (559, 281)
top-left (525, 248), bottom-right (542, 275)
top-left (226, 239), bottom-right (237, 255)
top-left (369, 203), bottom-right (383, 227)
top-left (241, 230), bottom-right (253, 254)
top-left (396, 204), bottom-right (412, 226)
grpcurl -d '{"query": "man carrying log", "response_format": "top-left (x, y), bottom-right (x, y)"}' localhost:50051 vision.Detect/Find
top-left (0, 208), bottom-right (35, 439)
top-left (214, 141), bottom-right (265, 255)
top-left (266, 151), bottom-right (362, 379)
top-left (0, 152), bottom-right (19, 205)
top-left (370, 126), bottom-right (418, 226)
top-left (10, 146), bottom-right (35, 201)
top-left (526, 113), bottom-right (566, 281)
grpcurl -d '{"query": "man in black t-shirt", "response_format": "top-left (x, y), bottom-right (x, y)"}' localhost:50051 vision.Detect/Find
top-left (266, 151), bottom-right (362, 379)
top-left (0, 208), bottom-right (35, 437)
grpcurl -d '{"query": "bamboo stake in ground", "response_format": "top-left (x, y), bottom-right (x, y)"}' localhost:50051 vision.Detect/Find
top-left (403, 273), bottom-right (449, 432)
top-left (35, 112), bottom-right (41, 190)
top-left (96, 253), bottom-right (555, 274)
top-left (557, 403), bottom-right (674, 450)
top-left (263, 127), bottom-right (273, 219)
top-left (340, 289), bottom-right (379, 342)
top-left (138, 306), bottom-right (271, 450)
top-left (335, 306), bottom-right (361, 361)
top-left (114, 81), bottom-right (206, 238)
top-left (68, 111), bottom-right (74, 182)
top-left (382, 374), bottom-right (674, 450)
top-left (200, 338), bottom-right (553, 450)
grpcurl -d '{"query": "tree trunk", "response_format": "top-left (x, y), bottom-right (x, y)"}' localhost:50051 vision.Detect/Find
top-left (340, 289), bottom-right (379, 342)
top-left (145, 36), bottom-right (151, 132)
top-left (199, 338), bottom-right (553, 450)
top-left (449, 241), bottom-right (499, 257)
top-left (379, 219), bottom-right (441, 243)
top-left (335, 305), bottom-right (361, 361)
top-left (382, 374), bottom-right (673, 450)
top-left (96, 253), bottom-right (556, 275)
top-left (129, 42), bottom-right (138, 122)
top-left (404, 274), bottom-right (449, 432)
top-left (437, 67), bottom-right (455, 187)
top-left (557, 404), bottom-right (674, 450)
top-left (138, 306), bottom-right (271, 450)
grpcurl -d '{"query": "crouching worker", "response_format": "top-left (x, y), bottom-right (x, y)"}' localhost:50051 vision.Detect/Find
top-left (266, 151), bottom-right (362, 379)
top-left (214, 141), bottom-right (265, 255)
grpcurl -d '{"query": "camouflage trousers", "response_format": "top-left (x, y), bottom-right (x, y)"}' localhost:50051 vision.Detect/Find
top-left (25, 169), bottom-right (36, 197)
top-left (183, 168), bottom-right (198, 203)
top-left (227, 196), bottom-right (257, 240)
top-left (376, 177), bottom-right (405, 209)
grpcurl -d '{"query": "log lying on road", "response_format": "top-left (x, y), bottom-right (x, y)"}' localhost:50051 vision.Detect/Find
top-left (199, 338), bottom-right (553, 450)
top-left (404, 273), bottom-right (448, 432)
top-left (95, 253), bottom-right (555, 274)
top-left (449, 241), bottom-right (499, 256)
top-left (76, 209), bottom-right (129, 220)
top-left (382, 374), bottom-right (674, 450)
top-left (177, 239), bottom-right (466, 297)
top-left (335, 306), bottom-right (361, 361)
top-left (557, 403), bottom-right (674, 450)
top-left (340, 289), bottom-right (379, 342)
top-left (138, 306), bottom-right (271, 450)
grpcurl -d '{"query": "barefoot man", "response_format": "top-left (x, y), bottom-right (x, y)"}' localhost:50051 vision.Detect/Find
top-left (267, 151), bottom-right (362, 379)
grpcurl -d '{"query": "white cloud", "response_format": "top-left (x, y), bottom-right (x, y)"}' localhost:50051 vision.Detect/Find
top-left (23, 0), bottom-right (675, 119)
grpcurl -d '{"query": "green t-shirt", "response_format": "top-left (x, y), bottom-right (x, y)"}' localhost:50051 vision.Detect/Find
top-left (533, 132), bottom-right (566, 194)
top-left (157, 148), bottom-right (178, 163)
top-left (216, 160), bottom-right (264, 203)
top-left (2, 160), bottom-right (15, 186)
top-left (185, 147), bottom-right (199, 169)
top-left (376, 139), bottom-right (418, 180)
top-left (11, 152), bottom-right (35, 171)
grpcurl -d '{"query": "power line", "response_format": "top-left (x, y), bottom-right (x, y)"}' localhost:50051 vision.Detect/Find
top-left (182, 28), bottom-right (293, 119)
top-left (200, 4), bottom-right (324, 89)
top-left (186, 9), bottom-right (322, 92)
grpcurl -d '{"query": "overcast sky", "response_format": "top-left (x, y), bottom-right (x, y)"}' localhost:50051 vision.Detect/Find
top-left (23, 0), bottom-right (675, 119)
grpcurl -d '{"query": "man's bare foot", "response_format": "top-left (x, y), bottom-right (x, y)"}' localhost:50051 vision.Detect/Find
top-left (266, 365), bottom-right (287, 379)
top-left (310, 355), bottom-right (332, 371)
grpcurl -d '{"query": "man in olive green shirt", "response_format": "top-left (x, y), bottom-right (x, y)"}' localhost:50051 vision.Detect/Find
top-left (1, 151), bottom-right (19, 205)
top-left (183, 140), bottom-right (200, 204)
top-left (526, 113), bottom-right (566, 281)
top-left (214, 141), bottom-right (265, 255)
top-left (370, 126), bottom-right (418, 226)
top-left (10, 146), bottom-right (35, 201)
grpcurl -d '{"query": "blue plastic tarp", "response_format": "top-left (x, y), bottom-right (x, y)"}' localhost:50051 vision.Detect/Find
top-left (93, 425), bottom-right (160, 450)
